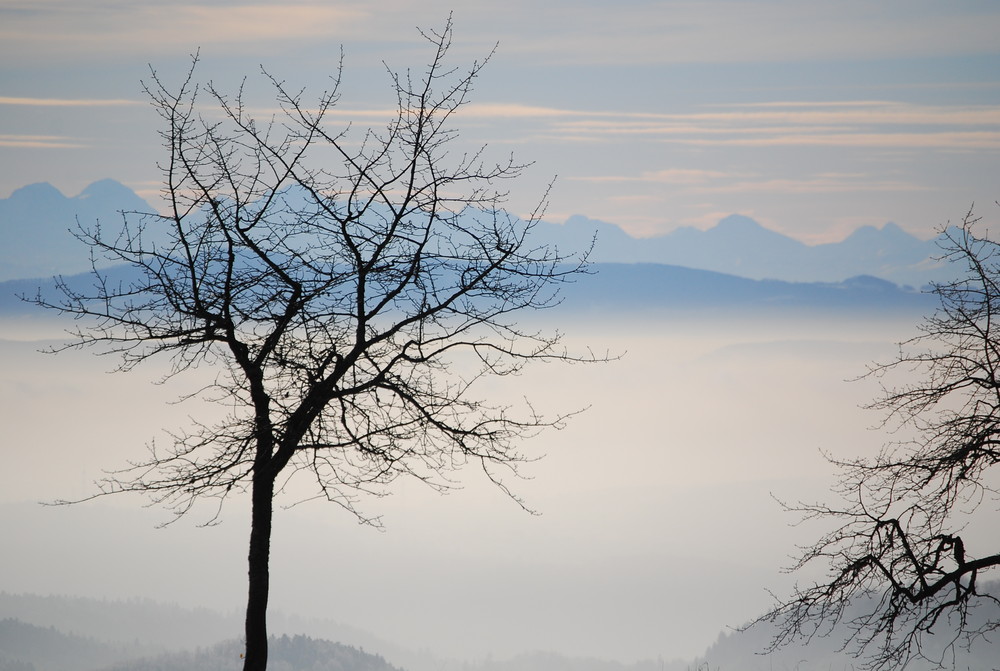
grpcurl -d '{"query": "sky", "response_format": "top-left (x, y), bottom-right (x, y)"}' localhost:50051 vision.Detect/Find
top-left (1, 0), bottom-right (1000, 243)
top-left (3, 1), bottom-right (1000, 667)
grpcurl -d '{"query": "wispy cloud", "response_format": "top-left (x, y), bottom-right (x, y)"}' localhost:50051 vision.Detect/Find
top-left (484, 1), bottom-right (1000, 65)
top-left (670, 104), bottom-right (1000, 127)
top-left (702, 176), bottom-right (923, 195)
top-left (0, 2), bottom-right (369, 53)
top-left (138, 4), bottom-right (368, 45)
top-left (570, 169), bottom-right (921, 196)
top-left (666, 131), bottom-right (1000, 150)
top-left (0, 96), bottom-right (140, 107)
top-left (3, 0), bottom-right (999, 66)
top-left (574, 169), bottom-right (732, 185)
top-left (461, 100), bottom-right (1000, 152)
top-left (457, 104), bottom-right (587, 119)
top-left (0, 134), bottom-right (87, 148)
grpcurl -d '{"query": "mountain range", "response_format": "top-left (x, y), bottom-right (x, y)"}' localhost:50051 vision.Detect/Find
top-left (0, 180), bottom-right (955, 289)
top-left (533, 213), bottom-right (951, 288)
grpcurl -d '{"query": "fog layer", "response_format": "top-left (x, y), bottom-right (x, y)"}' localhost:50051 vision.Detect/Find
top-left (0, 308), bottom-right (918, 662)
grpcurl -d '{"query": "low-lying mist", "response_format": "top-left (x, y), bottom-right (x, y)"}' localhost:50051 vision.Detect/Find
top-left (0, 305), bottom-right (923, 664)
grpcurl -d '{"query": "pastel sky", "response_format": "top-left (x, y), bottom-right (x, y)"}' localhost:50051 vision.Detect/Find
top-left (2, 1), bottom-right (999, 243)
top-left (4, 3), bottom-right (1000, 663)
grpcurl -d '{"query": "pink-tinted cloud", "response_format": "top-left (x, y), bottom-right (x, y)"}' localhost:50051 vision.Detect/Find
top-left (0, 134), bottom-right (87, 148)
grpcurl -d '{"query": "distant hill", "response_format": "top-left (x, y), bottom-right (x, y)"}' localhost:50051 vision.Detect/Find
top-left (0, 179), bottom-right (957, 288)
top-left (0, 618), bottom-right (136, 671)
top-left (555, 263), bottom-right (935, 317)
top-left (0, 261), bottom-right (937, 326)
top-left (695, 583), bottom-right (1000, 670)
top-left (0, 592), bottom-right (414, 671)
top-left (451, 651), bottom-right (686, 671)
top-left (0, 592), bottom-right (687, 671)
top-left (0, 618), bottom-right (400, 671)
top-left (0, 593), bottom-right (238, 652)
top-left (98, 635), bottom-right (400, 671)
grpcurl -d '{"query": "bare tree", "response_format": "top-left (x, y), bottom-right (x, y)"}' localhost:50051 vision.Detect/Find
top-left (757, 207), bottom-right (1000, 669)
top-left (39, 20), bottom-right (594, 671)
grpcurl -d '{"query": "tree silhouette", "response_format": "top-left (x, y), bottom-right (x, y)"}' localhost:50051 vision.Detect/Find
top-left (759, 207), bottom-right (1000, 669)
top-left (40, 20), bottom-right (593, 671)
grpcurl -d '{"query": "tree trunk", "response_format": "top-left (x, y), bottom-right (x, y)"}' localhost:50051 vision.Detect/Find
top-left (243, 474), bottom-right (275, 671)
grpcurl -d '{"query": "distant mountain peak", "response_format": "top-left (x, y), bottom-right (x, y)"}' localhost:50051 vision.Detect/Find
top-left (9, 181), bottom-right (64, 201)
top-left (838, 221), bottom-right (926, 258)
top-left (709, 214), bottom-right (803, 245)
top-left (7, 179), bottom-right (145, 206)
top-left (840, 274), bottom-right (900, 291)
top-left (563, 213), bottom-right (597, 227)
top-left (715, 213), bottom-right (764, 231)
top-left (78, 178), bottom-right (139, 201)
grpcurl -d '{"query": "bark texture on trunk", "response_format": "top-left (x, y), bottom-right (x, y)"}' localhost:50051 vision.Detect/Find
top-left (243, 475), bottom-right (275, 671)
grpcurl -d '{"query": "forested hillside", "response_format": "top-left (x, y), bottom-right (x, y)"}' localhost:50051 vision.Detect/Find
top-left (98, 635), bottom-right (399, 671)
top-left (0, 618), bottom-right (137, 671)
top-left (0, 616), bottom-right (400, 671)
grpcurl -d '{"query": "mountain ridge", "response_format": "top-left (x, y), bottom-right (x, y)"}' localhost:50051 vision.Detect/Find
top-left (541, 212), bottom-right (950, 287)
top-left (0, 263), bottom-right (936, 324)
top-left (0, 178), bottom-right (956, 291)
